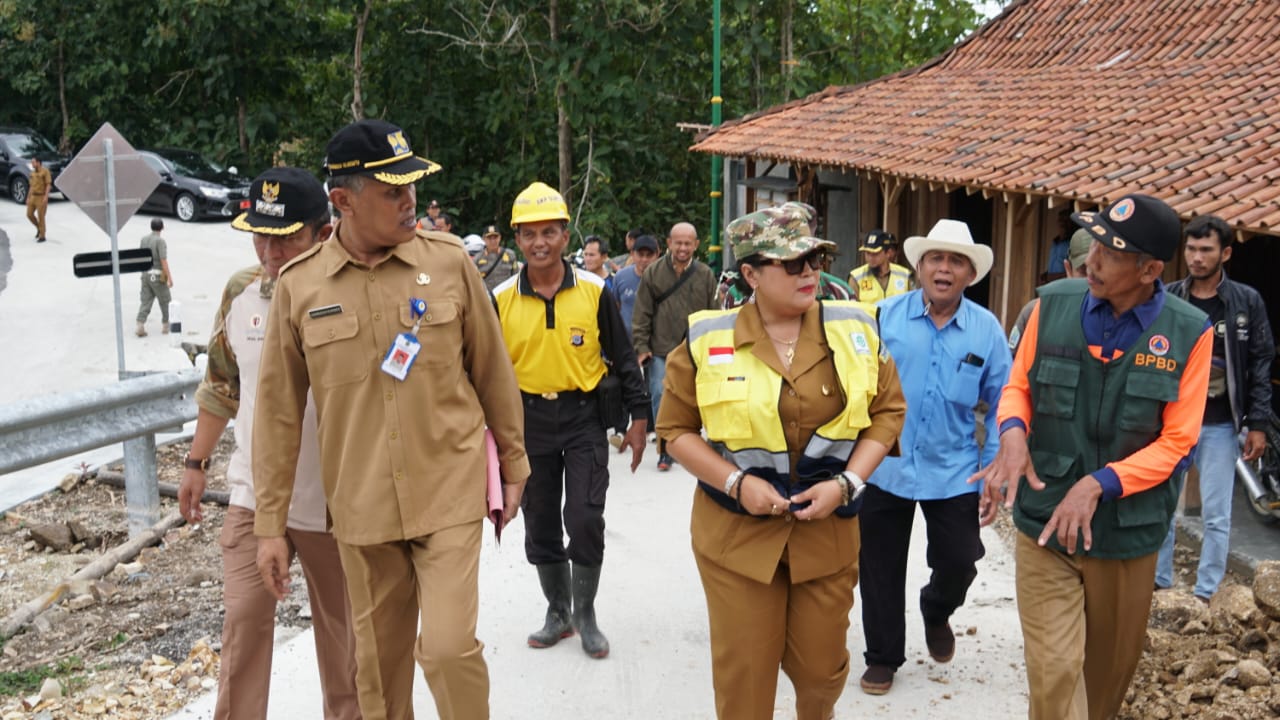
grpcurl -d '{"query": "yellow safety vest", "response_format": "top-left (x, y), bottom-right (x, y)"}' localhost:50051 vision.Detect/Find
top-left (849, 263), bottom-right (913, 304)
top-left (687, 301), bottom-right (881, 516)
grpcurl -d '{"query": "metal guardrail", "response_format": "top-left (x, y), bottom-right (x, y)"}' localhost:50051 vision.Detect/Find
top-left (0, 368), bottom-right (200, 536)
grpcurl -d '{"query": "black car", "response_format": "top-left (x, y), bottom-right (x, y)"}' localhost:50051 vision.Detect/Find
top-left (139, 148), bottom-right (251, 222)
top-left (0, 126), bottom-right (70, 204)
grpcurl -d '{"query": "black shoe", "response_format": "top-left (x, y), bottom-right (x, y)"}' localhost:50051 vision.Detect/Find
top-left (657, 453), bottom-right (673, 472)
top-left (571, 563), bottom-right (609, 658)
top-left (924, 622), bottom-right (955, 663)
top-left (528, 562), bottom-right (574, 648)
top-left (36, 236), bottom-right (46, 243)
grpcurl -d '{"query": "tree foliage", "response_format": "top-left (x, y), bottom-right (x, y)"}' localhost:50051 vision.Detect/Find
top-left (0, 0), bottom-right (988, 247)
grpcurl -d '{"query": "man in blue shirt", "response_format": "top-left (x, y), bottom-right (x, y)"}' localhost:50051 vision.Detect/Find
top-left (857, 219), bottom-right (1012, 696)
top-left (610, 234), bottom-right (660, 337)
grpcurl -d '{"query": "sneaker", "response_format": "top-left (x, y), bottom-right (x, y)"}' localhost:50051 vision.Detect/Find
top-left (135, 323), bottom-right (148, 338)
top-left (161, 324), bottom-right (170, 335)
top-left (859, 665), bottom-right (894, 695)
top-left (657, 453), bottom-right (672, 472)
top-left (924, 622), bottom-right (955, 663)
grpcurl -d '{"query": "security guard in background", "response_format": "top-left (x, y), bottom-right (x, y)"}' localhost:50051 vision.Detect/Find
top-left (849, 229), bottom-right (913, 303)
top-left (492, 181), bottom-right (649, 659)
top-left (474, 223), bottom-right (520, 291)
top-left (26, 157), bottom-right (52, 243)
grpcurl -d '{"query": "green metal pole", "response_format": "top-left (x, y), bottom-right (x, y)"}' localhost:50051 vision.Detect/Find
top-left (709, 0), bottom-right (724, 275)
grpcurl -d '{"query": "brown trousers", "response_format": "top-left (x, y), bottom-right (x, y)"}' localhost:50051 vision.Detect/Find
top-left (216, 506), bottom-right (360, 720)
top-left (337, 520), bottom-right (488, 720)
top-left (1015, 533), bottom-right (1156, 720)
top-left (694, 544), bottom-right (858, 720)
top-left (26, 195), bottom-right (47, 238)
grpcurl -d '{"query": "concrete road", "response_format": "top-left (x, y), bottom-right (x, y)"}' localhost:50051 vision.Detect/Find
top-left (168, 449), bottom-right (1030, 719)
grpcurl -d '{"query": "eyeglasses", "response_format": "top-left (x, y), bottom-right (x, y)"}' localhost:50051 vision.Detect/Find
top-left (759, 252), bottom-right (826, 275)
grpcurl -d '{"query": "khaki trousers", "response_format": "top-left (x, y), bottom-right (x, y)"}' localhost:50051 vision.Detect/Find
top-left (694, 546), bottom-right (858, 720)
top-left (215, 507), bottom-right (360, 720)
top-left (26, 195), bottom-right (46, 238)
top-left (1015, 533), bottom-right (1156, 720)
top-left (338, 520), bottom-right (488, 720)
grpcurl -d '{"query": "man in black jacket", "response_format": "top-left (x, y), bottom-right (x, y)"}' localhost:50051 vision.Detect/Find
top-left (1156, 214), bottom-right (1274, 601)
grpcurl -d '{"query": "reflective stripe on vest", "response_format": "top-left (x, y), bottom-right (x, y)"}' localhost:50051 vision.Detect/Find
top-left (687, 301), bottom-right (881, 516)
top-left (850, 263), bottom-right (912, 304)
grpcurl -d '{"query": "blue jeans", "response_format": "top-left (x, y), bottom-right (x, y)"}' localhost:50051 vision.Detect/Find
top-left (648, 355), bottom-right (667, 426)
top-left (1156, 422), bottom-right (1236, 597)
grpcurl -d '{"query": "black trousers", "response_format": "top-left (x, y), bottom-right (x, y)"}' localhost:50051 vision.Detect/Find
top-left (857, 484), bottom-right (984, 669)
top-left (521, 392), bottom-right (610, 567)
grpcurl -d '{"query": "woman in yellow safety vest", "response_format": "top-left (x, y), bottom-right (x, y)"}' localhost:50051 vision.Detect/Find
top-left (657, 202), bottom-right (906, 720)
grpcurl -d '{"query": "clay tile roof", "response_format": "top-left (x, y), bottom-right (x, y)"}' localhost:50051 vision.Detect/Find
top-left (691, 0), bottom-right (1280, 235)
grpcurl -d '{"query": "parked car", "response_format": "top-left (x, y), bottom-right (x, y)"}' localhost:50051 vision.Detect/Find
top-left (0, 126), bottom-right (70, 204)
top-left (138, 148), bottom-right (251, 222)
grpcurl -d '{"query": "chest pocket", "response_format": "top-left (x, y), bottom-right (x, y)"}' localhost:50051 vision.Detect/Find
top-left (302, 313), bottom-right (368, 387)
top-left (696, 376), bottom-right (753, 441)
top-left (1117, 371), bottom-right (1178, 433)
top-left (400, 300), bottom-right (462, 368)
top-left (944, 360), bottom-right (984, 408)
top-left (1034, 357), bottom-right (1080, 419)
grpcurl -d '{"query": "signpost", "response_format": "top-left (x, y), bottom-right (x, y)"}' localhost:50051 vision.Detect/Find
top-left (57, 122), bottom-right (162, 379)
top-left (57, 122), bottom-right (165, 535)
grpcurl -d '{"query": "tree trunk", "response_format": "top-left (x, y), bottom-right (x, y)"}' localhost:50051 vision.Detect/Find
top-left (351, 1), bottom-right (372, 121)
top-left (550, 0), bottom-right (572, 205)
top-left (57, 41), bottom-right (70, 154)
top-left (781, 0), bottom-right (794, 101)
top-left (237, 96), bottom-right (248, 155)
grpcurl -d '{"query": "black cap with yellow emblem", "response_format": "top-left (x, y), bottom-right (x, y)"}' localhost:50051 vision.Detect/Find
top-left (322, 119), bottom-right (441, 185)
top-left (231, 167), bottom-right (329, 236)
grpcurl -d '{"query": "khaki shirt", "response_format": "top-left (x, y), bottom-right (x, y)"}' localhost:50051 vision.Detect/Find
top-left (253, 226), bottom-right (531, 545)
top-left (657, 302), bottom-right (906, 584)
top-left (28, 166), bottom-right (52, 197)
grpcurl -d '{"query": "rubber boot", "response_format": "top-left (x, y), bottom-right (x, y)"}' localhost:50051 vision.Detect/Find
top-left (572, 563), bottom-right (610, 658)
top-left (527, 562), bottom-right (574, 648)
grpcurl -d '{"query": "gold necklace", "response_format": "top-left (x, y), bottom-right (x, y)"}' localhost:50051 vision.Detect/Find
top-left (765, 331), bottom-right (799, 364)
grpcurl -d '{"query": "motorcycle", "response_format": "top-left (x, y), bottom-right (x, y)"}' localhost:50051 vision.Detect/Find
top-left (1236, 414), bottom-right (1280, 525)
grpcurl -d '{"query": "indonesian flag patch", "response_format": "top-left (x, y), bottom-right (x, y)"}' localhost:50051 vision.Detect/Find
top-left (708, 346), bottom-right (735, 365)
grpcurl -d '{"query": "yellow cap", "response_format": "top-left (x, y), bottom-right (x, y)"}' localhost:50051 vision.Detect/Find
top-left (511, 181), bottom-right (570, 228)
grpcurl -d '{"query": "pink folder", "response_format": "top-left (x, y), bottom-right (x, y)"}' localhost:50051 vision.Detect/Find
top-left (485, 429), bottom-right (504, 543)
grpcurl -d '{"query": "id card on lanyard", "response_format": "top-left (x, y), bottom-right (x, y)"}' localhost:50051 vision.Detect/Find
top-left (380, 298), bottom-right (427, 381)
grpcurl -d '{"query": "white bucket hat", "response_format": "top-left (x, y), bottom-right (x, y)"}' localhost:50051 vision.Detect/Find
top-left (903, 219), bottom-right (993, 285)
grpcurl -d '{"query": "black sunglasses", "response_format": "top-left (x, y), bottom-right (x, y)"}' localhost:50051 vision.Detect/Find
top-left (758, 251), bottom-right (827, 275)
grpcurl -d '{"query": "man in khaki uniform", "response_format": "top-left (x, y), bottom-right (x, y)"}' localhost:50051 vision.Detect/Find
top-left (253, 119), bottom-right (530, 720)
top-left (136, 218), bottom-right (174, 337)
top-left (26, 157), bottom-right (51, 243)
top-left (177, 167), bottom-right (359, 720)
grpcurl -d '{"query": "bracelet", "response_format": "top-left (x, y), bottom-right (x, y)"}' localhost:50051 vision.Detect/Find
top-left (833, 475), bottom-right (850, 505)
top-left (724, 469), bottom-right (745, 496)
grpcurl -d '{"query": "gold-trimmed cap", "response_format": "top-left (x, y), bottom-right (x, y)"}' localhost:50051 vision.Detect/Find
top-left (231, 167), bottom-right (328, 235)
top-left (322, 119), bottom-right (441, 186)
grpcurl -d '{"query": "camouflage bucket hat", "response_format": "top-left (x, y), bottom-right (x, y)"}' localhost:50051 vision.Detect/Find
top-left (726, 201), bottom-right (837, 262)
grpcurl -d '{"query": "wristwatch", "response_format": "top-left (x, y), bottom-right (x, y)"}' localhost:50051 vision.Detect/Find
top-left (184, 455), bottom-right (211, 472)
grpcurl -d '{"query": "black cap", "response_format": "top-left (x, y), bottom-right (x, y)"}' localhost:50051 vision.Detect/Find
top-left (632, 235), bottom-right (659, 253)
top-left (858, 229), bottom-right (897, 252)
top-left (1072, 193), bottom-right (1181, 262)
top-left (323, 119), bottom-right (441, 185)
top-left (232, 167), bottom-right (328, 235)
top-left (482, 224), bottom-right (500, 237)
